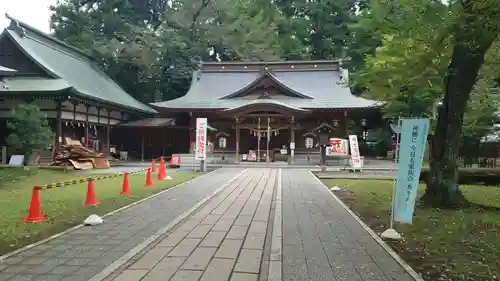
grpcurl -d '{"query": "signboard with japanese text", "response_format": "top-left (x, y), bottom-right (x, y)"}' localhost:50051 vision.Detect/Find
top-left (328, 138), bottom-right (349, 155)
top-left (195, 118), bottom-right (208, 160)
top-left (348, 135), bottom-right (362, 170)
top-left (394, 118), bottom-right (430, 224)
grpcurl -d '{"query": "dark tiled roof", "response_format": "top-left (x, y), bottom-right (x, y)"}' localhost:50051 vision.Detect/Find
top-left (151, 61), bottom-right (379, 110)
top-left (2, 16), bottom-right (156, 114)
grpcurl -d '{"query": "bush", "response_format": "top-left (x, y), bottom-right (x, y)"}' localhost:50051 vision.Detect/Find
top-left (420, 168), bottom-right (500, 186)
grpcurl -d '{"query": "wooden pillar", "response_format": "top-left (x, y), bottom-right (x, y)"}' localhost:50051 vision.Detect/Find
top-left (141, 128), bottom-right (145, 162)
top-left (289, 116), bottom-right (295, 164)
top-left (55, 101), bottom-right (62, 153)
top-left (72, 102), bottom-right (76, 139)
top-left (106, 111), bottom-right (111, 155)
top-left (235, 117), bottom-right (240, 162)
top-left (85, 105), bottom-right (89, 148)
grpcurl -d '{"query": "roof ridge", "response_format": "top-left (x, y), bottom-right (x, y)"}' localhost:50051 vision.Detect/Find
top-left (202, 60), bottom-right (343, 66)
top-left (5, 13), bottom-right (95, 61)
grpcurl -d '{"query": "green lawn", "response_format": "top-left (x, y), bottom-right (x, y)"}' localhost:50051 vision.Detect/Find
top-left (0, 168), bottom-right (200, 255)
top-left (323, 179), bottom-right (500, 281)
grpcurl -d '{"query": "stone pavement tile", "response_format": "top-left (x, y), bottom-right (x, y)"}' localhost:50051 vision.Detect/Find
top-left (355, 262), bottom-right (391, 281)
top-left (142, 256), bottom-right (186, 281)
top-left (129, 246), bottom-right (173, 269)
top-left (64, 258), bottom-right (92, 266)
top-left (21, 257), bottom-right (47, 265)
top-left (331, 261), bottom-right (363, 281)
top-left (226, 225), bottom-right (248, 239)
top-left (215, 239), bottom-right (243, 259)
top-left (230, 272), bottom-right (258, 281)
top-left (234, 249), bottom-right (262, 274)
top-left (212, 219), bottom-right (235, 232)
top-left (181, 247), bottom-right (217, 270)
top-left (242, 233), bottom-right (265, 250)
top-left (51, 265), bottom-right (80, 274)
top-left (32, 274), bottom-right (66, 281)
top-left (170, 270), bottom-right (203, 281)
top-left (23, 265), bottom-right (56, 275)
top-left (283, 256), bottom-right (309, 281)
top-left (187, 225), bottom-right (213, 239)
top-left (168, 238), bottom-right (201, 257)
top-left (157, 229), bottom-right (188, 247)
top-left (112, 269), bottom-right (149, 281)
top-left (305, 255), bottom-right (336, 281)
top-left (234, 215), bottom-right (253, 226)
top-left (199, 258), bottom-right (235, 281)
top-left (248, 221), bottom-right (267, 234)
top-left (6, 275), bottom-right (35, 281)
top-left (0, 272), bottom-right (14, 281)
top-left (200, 231), bottom-right (227, 247)
top-left (200, 214), bottom-right (222, 226)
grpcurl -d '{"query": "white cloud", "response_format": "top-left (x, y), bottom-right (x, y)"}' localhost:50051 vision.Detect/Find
top-left (0, 0), bottom-right (57, 33)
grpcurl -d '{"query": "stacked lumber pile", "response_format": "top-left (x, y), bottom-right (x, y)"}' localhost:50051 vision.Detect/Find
top-left (51, 138), bottom-right (110, 170)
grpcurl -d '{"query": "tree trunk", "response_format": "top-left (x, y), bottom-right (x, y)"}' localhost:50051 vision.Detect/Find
top-left (422, 10), bottom-right (496, 207)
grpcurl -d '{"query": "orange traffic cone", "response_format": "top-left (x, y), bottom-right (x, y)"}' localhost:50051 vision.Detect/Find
top-left (151, 159), bottom-right (156, 173)
top-left (177, 154), bottom-right (181, 166)
top-left (145, 168), bottom-right (156, 187)
top-left (158, 157), bottom-right (165, 180)
top-left (170, 156), bottom-right (175, 166)
top-left (23, 186), bottom-right (47, 223)
top-left (120, 173), bottom-right (132, 195)
top-left (84, 179), bottom-right (101, 206)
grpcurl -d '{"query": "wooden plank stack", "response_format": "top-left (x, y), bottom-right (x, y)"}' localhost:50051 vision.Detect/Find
top-left (51, 138), bottom-right (110, 170)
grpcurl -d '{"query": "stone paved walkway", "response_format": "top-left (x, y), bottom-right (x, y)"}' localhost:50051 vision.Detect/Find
top-left (0, 168), bottom-right (245, 281)
top-left (108, 169), bottom-right (278, 281)
top-left (282, 170), bottom-right (414, 281)
top-left (1, 168), bottom-right (419, 281)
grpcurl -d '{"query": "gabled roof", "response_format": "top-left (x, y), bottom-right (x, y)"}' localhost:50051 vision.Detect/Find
top-left (220, 69), bottom-right (313, 99)
top-left (1, 15), bottom-right (156, 114)
top-left (151, 60), bottom-right (379, 111)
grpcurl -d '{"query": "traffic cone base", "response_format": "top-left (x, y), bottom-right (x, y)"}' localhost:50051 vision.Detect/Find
top-left (23, 187), bottom-right (47, 223)
top-left (84, 180), bottom-right (101, 206)
top-left (23, 189), bottom-right (47, 223)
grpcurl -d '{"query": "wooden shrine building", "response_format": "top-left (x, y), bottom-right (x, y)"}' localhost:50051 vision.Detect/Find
top-left (151, 61), bottom-right (380, 163)
top-left (0, 15), bottom-right (156, 161)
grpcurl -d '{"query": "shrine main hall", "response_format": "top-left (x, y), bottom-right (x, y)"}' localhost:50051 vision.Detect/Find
top-left (146, 60), bottom-right (380, 163)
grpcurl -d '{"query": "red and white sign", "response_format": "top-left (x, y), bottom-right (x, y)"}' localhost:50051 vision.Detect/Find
top-left (195, 118), bottom-right (208, 160)
top-left (349, 135), bottom-right (363, 170)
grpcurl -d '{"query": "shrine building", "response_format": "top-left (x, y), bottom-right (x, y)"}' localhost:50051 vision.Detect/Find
top-left (148, 61), bottom-right (381, 163)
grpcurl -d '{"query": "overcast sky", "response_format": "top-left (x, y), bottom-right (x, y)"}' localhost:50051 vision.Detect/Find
top-left (0, 0), bottom-right (56, 33)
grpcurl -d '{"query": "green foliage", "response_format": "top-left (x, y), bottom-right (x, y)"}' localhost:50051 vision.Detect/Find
top-left (49, 0), bottom-right (290, 102)
top-left (6, 104), bottom-right (52, 161)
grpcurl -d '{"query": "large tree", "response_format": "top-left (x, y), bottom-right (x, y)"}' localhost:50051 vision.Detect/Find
top-left (423, 0), bottom-right (499, 207)
top-left (353, 0), bottom-right (500, 207)
top-left (50, 0), bottom-right (288, 102)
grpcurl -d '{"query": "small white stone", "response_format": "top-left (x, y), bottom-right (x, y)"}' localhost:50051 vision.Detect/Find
top-left (84, 214), bottom-right (103, 226)
top-left (330, 186), bottom-right (341, 191)
top-left (380, 228), bottom-right (402, 240)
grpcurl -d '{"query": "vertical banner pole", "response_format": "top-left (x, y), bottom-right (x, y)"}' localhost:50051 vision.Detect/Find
top-left (381, 117), bottom-right (403, 240)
